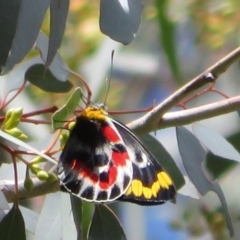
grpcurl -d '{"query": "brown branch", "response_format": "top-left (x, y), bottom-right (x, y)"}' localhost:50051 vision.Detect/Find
top-left (129, 46), bottom-right (240, 134)
top-left (159, 95), bottom-right (240, 129)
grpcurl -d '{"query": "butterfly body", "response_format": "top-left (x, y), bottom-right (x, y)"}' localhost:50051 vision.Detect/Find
top-left (58, 106), bottom-right (176, 205)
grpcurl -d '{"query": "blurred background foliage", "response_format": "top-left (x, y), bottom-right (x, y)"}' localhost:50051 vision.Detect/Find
top-left (34, 0), bottom-right (240, 109)
top-left (2, 0), bottom-right (240, 239)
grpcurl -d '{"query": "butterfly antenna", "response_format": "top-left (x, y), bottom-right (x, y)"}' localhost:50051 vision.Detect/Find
top-left (103, 50), bottom-right (115, 106)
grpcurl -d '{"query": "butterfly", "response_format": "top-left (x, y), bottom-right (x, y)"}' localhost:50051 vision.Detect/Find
top-left (57, 105), bottom-right (176, 205)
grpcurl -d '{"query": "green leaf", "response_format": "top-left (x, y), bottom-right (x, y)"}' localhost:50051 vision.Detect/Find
top-left (87, 205), bottom-right (127, 240)
top-left (100, 0), bottom-right (143, 44)
top-left (3, 0), bottom-right (51, 74)
top-left (155, 0), bottom-right (182, 84)
top-left (193, 123), bottom-right (240, 162)
top-left (0, 204), bottom-right (26, 240)
top-left (35, 32), bottom-right (70, 82)
top-left (206, 131), bottom-right (240, 179)
top-left (70, 195), bottom-right (82, 240)
top-left (176, 126), bottom-right (234, 237)
top-left (47, 0), bottom-right (69, 67)
top-left (35, 193), bottom-right (61, 240)
top-left (82, 202), bottom-right (94, 240)
top-left (140, 134), bottom-right (185, 190)
top-left (0, 1), bottom-right (21, 71)
top-left (52, 87), bottom-right (82, 130)
top-left (0, 129), bottom-right (56, 164)
top-left (25, 64), bottom-right (73, 93)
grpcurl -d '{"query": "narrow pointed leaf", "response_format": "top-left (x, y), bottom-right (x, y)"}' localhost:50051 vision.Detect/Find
top-left (35, 32), bottom-right (70, 82)
top-left (140, 134), bottom-right (185, 190)
top-left (155, 0), bottom-right (181, 84)
top-left (0, 1), bottom-right (21, 71)
top-left (35, 193), bottom-right (62, 240)
top-left (176, 126), bottom-right (234, 237)
top-left (19, 206), bottom-right (39, 234)
top-left (87, 205), bottom-right (126, 240)
top-left (3, 0), bottom-right (51, 73)
top-left (70, 195), bottom-right (82, 240)
top-left (0, 204), bottom-right (26, 240)
top-left (0, 129), bottom-right (56, 164)
top-left (61, 194), bottom-right (78, 240)
top-left (25, 64), bottom-right (72, 93)
top-left (47, 0), bottom-right (69, 67)
top-left (52, 87), bottom-right (82, 130)
top-left (206, 132), bottom-right (240, 178)
top-left (193, 123), bottom-right (240, 162)
top-left (100, 0), bottom-right (143, 44)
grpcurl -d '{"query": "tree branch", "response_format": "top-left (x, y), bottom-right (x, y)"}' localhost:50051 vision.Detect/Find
top-left (129, 46), bottom-right (240, 134)
top-left (0, 179), bottom-right (59, 203)
top-left (159, 95), bottom-right (240, 129)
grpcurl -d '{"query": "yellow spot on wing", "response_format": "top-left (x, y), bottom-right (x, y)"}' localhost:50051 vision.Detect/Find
top-left (161, 171), bottom-right (173, 185)
top-left (157, 172), bottom-right (170, 189)
top-left (143, 187), bottom-right (152, 199)
top-left (124, 172), bottom-right (173, 200)
top-left (132, 180), bottom-right (143, 197)
top-left (151, 181), bottom-right (160, 197)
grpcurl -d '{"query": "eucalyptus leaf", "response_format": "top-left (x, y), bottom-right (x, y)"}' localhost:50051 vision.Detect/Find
top-left (176, 126), bottom-right (234, 237)
top-left (3, 0), bottom-right (51, 74)
top-left (193, 123), bottom-right (240, 162)
top-left (47, 0), bottom-right (69, 68)
top-left (35, 193), bottom-right (62, 240)
top-left (35, 32), bottom-right (70, 82)
top-left (0, 129), bottom-right (56, 164)
top-left (70, 194), bottom-right (82, 240)
top-left (0, 0), bottom-right (21, 71)
top-left (87, 205), bottom-right (127, 240)
top-left (61, 193), bottom-right (78, 240)
top-left (0, 204), bottom-right (26, 240)
top-left (100, 0), bottom-right (143, 44)
top-left (19, 206), bottom-right (39, 234)
top-left (52, 87), bottom-right (82, 130)
top-left (206, 131), bottom-right (240, 179)
top-left (25, 64), bottom-right (72, 93)
top-left (155, 0), bottom-right (182, 84)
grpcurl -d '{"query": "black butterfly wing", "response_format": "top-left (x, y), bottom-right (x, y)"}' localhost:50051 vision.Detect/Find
top-left (57, 115), bottom-right (133, 202)
top-left (112, 119), bottom-right (176, 205)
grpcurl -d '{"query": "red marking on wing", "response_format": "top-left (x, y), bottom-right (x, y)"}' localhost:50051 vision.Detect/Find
top-left (112, 151), bottom-right (129, 166)
top-left (99, 165), bottom-right (117, 190)
top-left (102, 125), bottom-right (121, 143)
top-left (70, 159), bottom-right (98, 183)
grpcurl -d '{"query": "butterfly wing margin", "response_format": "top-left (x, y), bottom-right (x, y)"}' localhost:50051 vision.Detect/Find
top-left (111, 119), bottom-right (176, 205)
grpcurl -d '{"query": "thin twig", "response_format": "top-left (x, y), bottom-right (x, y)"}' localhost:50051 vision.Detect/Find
top-left (159, 95), bottom-right (240, 129)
